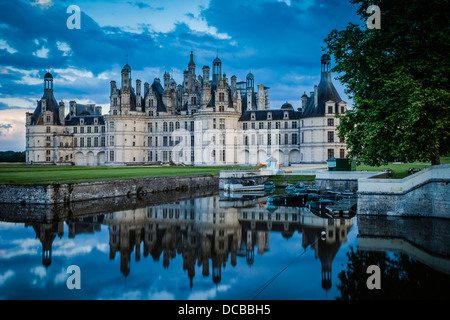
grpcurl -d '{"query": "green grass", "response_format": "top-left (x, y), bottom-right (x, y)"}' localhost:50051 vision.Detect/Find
top-left (268, 174), bottom-right (316, 187)
top-left (355, 156), bottom-right (450, 179)
top-left (0, 164), bottom-right (256, 185)
top-left (1, 156), bottom-right (448, 184)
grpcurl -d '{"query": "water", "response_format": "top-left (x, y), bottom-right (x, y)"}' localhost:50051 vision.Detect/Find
top-left (0, 190), bottom-right (449, 300)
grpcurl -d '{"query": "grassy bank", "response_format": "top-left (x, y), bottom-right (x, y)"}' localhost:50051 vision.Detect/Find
top-left (356, 156), bottom-right (450, 179)
top-left (0, 164), bottom-right (256, 185)
top-left (268, 174), bottom-right (315, 187)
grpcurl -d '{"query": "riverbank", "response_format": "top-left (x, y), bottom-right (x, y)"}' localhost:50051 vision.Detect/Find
top-left (0, 174), bottom-right (219, 204)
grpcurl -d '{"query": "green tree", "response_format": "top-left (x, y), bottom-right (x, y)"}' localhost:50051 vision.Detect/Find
top-left (324, 0), bottom-right (450, 165)
top-left (336, 247), bottom-right (450, 299)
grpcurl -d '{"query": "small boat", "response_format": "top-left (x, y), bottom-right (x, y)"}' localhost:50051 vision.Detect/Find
top-left (285, 183), bottom-right (307, 194)
top-left (224, 179), bottom-right (265, 192)
top-left (264, 181), bottom-right (275, 191)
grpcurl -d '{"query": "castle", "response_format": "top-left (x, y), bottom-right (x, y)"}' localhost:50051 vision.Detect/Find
top-left (25, 53), bottom-right (347, 166)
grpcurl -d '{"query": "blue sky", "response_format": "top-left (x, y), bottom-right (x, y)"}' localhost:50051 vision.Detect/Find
top-left (0, 0), bottom-right (361, 151)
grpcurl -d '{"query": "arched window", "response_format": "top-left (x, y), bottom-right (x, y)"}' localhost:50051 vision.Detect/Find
top-left (163, 122), bottom-right (168, 132)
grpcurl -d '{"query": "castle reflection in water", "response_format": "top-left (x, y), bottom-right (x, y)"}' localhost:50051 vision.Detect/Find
top-left (24, 192), bottom-right (353, 290)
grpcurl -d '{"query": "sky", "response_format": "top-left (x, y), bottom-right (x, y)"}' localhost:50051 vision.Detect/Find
top-left (0, 0), bottom-right (361, 151)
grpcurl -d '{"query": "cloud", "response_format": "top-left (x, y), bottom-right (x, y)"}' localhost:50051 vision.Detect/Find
top-left (0, 122), bottom-right (12, 136)
top-left (188, 284), bottom-right (231, 300)
top-left (56, 41), bottom-right (72, 57)
top-left (30, 0), bottom-right (54, 9)
top-left (0, 109), bottom-right (30, 151)
top-left (33, 46), bottom-right (49, 59)
top-left (31, 266), bottom-right (47, 279)
top-left (0, 39), bottom-right (17, 54)
top-left (0, 270), bottom-right (14, 286)
top-left (127, 1), bottom-right (164, 11)
top-left (54, 267), bottom-right (68, 284)
top-left (0, 238), bottom-right (40, 258)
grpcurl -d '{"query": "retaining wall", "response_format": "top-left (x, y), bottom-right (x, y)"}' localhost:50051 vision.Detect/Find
top-left (0, 174), bottom-right (219, 204)
top-left (357, 164), bottom-right (450, 219)
top-left (315, 171), bottom-right (382, 192)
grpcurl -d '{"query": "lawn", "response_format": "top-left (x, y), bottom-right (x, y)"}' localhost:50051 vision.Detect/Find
top-left (1, 156), bottom-right (448, 184)
top-left (267, 174), bottom-right (315, 187)
top-left (356, 156), bottom-right (450, 179)
top-left (0, 164), bottom-right (256, 185)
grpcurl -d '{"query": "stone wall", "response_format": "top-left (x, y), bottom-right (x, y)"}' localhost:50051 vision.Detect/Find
top-left (315, 171), bottom-right (382, 192)
top-left (358, 181), bottom-right (449, 218)
top-left (0, 174), bottom-right (219, 204)
top-left (0, 184), bottom-right (218, 223)
top-left (357, 165), bottom-right (450, 219)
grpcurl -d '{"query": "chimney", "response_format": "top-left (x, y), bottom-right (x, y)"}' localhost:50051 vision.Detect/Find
top-left (110, 81), bottom-right (116, 94)
top-left (202, 66), bottom-right (210, 86)
top-left (59, 101), bottom-right (65, 125)
top-left (314, 85), bottom-right (318, 107)
top-left (136, 79), bottom-right (142, 110)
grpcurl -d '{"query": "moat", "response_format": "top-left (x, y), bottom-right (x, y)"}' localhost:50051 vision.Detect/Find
top-left (0, 188), bottom-right (449, 300)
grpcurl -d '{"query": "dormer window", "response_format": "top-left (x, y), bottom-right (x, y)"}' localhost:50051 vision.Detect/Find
top-left (251, 113), bottom-right (255, 120)
top-left (80, 118), bottom-right (84, 125)
top-left (284, 112), bottom-right (289, 119)
top-left (267, 112), bottom-right (272, 120)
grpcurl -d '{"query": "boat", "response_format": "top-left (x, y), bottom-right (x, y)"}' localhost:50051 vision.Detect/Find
top-left (285, 182), bottom-right (307, 194)
top-left (224, 179), bottom-right (265, 192)
top-left (263, 181), bottom-right (275, 191)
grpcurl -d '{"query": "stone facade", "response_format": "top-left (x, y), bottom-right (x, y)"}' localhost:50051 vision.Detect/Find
top-left (26, 53), bottom-right (347, 166)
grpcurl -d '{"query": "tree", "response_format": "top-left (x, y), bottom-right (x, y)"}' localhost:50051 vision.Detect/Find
top-left (324, 0), bottom-right (450, 165)
top-left (336, 247), bottom-right (450, 299)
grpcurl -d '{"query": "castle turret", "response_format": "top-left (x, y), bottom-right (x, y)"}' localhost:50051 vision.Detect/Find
top-left (212, 54), bottom-right (221, 87)
top-left (188, 51), bottom-right (195, 75)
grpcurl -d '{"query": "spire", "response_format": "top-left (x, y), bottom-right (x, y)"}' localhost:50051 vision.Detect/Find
top-left (188, 50), bottom-right (195, 74)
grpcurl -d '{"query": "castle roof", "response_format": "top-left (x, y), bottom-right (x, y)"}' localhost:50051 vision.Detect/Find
top-left (30, 87), bottom-right (62, 125)
top-left (301, 72), bottom-right (342, 118)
